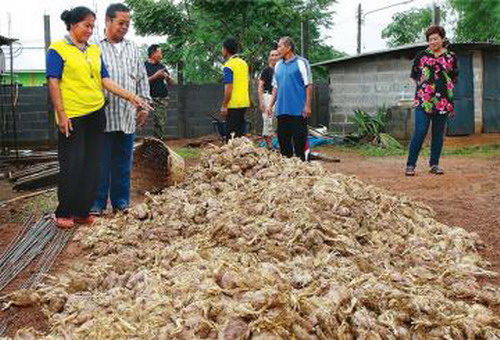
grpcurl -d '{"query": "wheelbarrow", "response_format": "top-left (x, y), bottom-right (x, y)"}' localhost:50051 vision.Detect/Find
top-left (208, 112), bottom-right (251, 139)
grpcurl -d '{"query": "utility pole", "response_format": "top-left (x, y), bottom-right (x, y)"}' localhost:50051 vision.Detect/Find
top-left (301, 19), bottom-right (309, 58)
top-left (44, 14), bottom-right (56, 146)
top-left (43, 15), bottom-right (51, 52)
top-left (432, 1), bottom-right (441, 25)
top-left (7, 12), bottom-right (12, 37)
top-left (356, 3), bottom-right (362, 54)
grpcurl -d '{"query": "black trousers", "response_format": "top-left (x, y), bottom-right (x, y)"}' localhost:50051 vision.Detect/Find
top-left (277, 115), bottom-right (308, 161)
top-left (225, 107), bottom-right (246, 142)
top-left (55, 108), bottom-right (106, 218)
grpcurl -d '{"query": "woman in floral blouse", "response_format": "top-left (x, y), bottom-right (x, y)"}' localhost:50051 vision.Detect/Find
top-left (405, 25), bottom-right (458, 176)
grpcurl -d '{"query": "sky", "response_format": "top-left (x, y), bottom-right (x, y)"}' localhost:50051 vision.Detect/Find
top-left (0, 0), bottom-right (441, 71)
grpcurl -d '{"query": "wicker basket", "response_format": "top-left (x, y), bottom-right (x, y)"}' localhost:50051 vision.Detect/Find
top-left (131, 138), bottom-right (185, 193)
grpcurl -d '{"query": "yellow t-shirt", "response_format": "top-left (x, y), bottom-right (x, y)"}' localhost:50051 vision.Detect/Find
top-left (223, 56), bottom-right (250, 108)
top-left (48, 40), bottom-right (105, 118)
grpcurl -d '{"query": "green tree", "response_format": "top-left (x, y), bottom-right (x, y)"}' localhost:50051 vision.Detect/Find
top-left (127, 0), bottom-right (343, 84)
top-left (381, 7), bottom-right (433, 47)
top-left (450, 0), bottom-right (500, 42)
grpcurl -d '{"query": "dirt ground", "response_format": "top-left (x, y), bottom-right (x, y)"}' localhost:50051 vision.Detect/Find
top-left (0, 133), bottom-right (499, 336)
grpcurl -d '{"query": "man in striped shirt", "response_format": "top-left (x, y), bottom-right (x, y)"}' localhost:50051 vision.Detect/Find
top-left (91, 3), bottom-right (151, 215)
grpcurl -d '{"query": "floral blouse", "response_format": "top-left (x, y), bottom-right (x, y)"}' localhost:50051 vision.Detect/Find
top-left (410, 48), bottom-right (459, 115)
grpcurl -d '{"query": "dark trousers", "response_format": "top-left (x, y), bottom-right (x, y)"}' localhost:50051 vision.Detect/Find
top-left (225, 107), bottom-right (246, 142)
top-left (277, 115), bottom-right (308, 161)
top-left (406, 108), bottom-right (448, 167)
top-left (92, 132), bottom-right (135, 211)
top-left (55, 108), bottom-right (106, 218)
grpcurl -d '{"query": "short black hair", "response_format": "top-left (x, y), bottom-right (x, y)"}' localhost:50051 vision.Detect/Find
top-left (425, 25), bottom-right (446, 41)
top-left (148, 44), bottom-right (161, 57)
top-left (223, 37), bottom-right (238, 55)
top-left (60, 7), bottom-right (96, 31)
top-left (106, 3), bottom-right (130, 19)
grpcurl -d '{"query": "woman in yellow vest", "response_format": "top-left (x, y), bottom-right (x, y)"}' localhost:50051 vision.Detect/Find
top-left (47, 6), bottom-right (151, 228)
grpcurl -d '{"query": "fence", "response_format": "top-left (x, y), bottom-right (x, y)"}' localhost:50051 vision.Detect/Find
top-left (0, 83), bottom-right (330, 147)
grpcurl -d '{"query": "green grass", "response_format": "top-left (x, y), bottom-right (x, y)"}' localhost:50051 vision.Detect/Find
top-left (6, 191), bottom-right (58, 224)
top-left (321, 143), bottom-right (500, 158)
top-left (441, 143), bottom-right (500, 156)
top-left (172, 147), bottom-right (201, 160)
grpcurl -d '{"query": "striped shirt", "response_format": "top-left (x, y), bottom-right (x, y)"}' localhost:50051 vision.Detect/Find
top-left (99, 38), bottom-right (151, 134)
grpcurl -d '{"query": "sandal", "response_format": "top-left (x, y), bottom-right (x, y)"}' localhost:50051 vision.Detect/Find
top-left (55, 217), bottom-right (74, 229)
top-left (74, 215), bottom-right (96, 225)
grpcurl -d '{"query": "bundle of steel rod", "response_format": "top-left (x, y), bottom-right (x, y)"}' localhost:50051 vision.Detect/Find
top-left (10, 163), bottom-right (59, 191)
top-left (0, 216), bottom-right (75, 336)
top-left (0, 215), bottom-right (57, 292)
top-left (0, 152), bottom-right (57, 165)
top-left (8, 161), bottom-right (58, 181)
top-left (22, 226), bottom-right (75, 289)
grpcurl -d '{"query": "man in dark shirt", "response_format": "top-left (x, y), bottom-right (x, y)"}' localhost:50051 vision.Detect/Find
top-left (145, 44), bottom-right (174, 139)
top-left (258, 49), bottom-right (280, 149)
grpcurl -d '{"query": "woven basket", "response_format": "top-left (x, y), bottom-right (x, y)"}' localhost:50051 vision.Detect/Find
top-left (131, 138), bottom-right (185, 193)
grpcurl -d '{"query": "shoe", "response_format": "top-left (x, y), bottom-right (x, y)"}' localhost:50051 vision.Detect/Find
top-left (55, 217), bottom-right (74, 229)
top-left (89, 209), bottom-right (103, 216)
top-left (74, 215), bottom-right (96, 225)
top-left (89, 204), bottom-right (104, 216)
top-left (430, 165), bottom-right (444, 175)
top-left (112, 206), bottom-right (129, 214)
top-left (405, 166), bottom-right (415, 176)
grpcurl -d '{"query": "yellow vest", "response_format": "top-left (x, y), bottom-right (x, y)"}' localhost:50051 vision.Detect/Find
top-left (48, 40), bottom-right (105, 118)
top-left (223, 56), bottom-right (250, 108)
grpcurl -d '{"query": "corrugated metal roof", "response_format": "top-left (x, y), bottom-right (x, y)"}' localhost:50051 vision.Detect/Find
top-left (0, 35), bottom-right (18, 46)
top-left (312, 42), bottom-right (500, 67)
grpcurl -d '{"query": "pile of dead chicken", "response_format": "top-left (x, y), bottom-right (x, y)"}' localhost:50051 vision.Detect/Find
top-left (7, 138), bottom-right (500, 339)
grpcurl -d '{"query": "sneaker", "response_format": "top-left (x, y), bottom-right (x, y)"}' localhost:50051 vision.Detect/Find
top-left (74, 215), bottom-right (96, 225)
top-left (405, 166), bottom-right (416, 176)
top-left (89, 205), bottom-right (104, 216)
top-left (112, 206), bottom-right (129, 214)
top-left (55, 217), bottom-right (74, 229)
top-left (89, 209), bottom-right (103, 216)
top-left (430, 165), bottom-right (444, 175)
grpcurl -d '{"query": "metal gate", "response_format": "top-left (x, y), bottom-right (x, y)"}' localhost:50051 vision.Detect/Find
top-left (483, 52), bottom-right (500, 133)
top-left (447, 53), bottom-right (474, 136)
top-left (310, 83), bottom-right (330, 128)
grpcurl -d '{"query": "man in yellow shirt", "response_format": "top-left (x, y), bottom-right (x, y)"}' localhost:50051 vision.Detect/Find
top-left (220, 37), bottom-right (250, 142)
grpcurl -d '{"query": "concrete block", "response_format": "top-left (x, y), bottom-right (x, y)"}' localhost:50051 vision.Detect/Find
top-left (344, 73), bottom-right (362, 84)
top-left (376, 62), bottom-right (393, 73)
top-left (331, 113), bottom-right (347, 122)
top-left (374, 83), bottom-right (393, 93)
top-left (360, 62), bottom-right (378, 73)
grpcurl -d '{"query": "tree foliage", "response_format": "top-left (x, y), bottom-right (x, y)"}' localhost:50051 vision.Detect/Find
top-left (450, 0), bottom-right (500, 43)
top-left (381, 8), bottom-right (433, 47)
top-left (126, 0), bottom-right (344, 84)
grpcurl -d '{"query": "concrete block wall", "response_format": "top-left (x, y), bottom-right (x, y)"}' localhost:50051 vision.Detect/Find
top-left (1, 82), bottom-right (331, 147)
top-left (329, 55), bottom-right (415, 134)
top-left (183, 84), bottom-right (223, 138)
top-left (136, 86), bottom-right (180, 138)
top-left (0, 86), bottom-right (55, 146)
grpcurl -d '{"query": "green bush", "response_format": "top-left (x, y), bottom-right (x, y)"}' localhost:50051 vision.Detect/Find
top-left (350, 108), bottom-right (402, 149)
